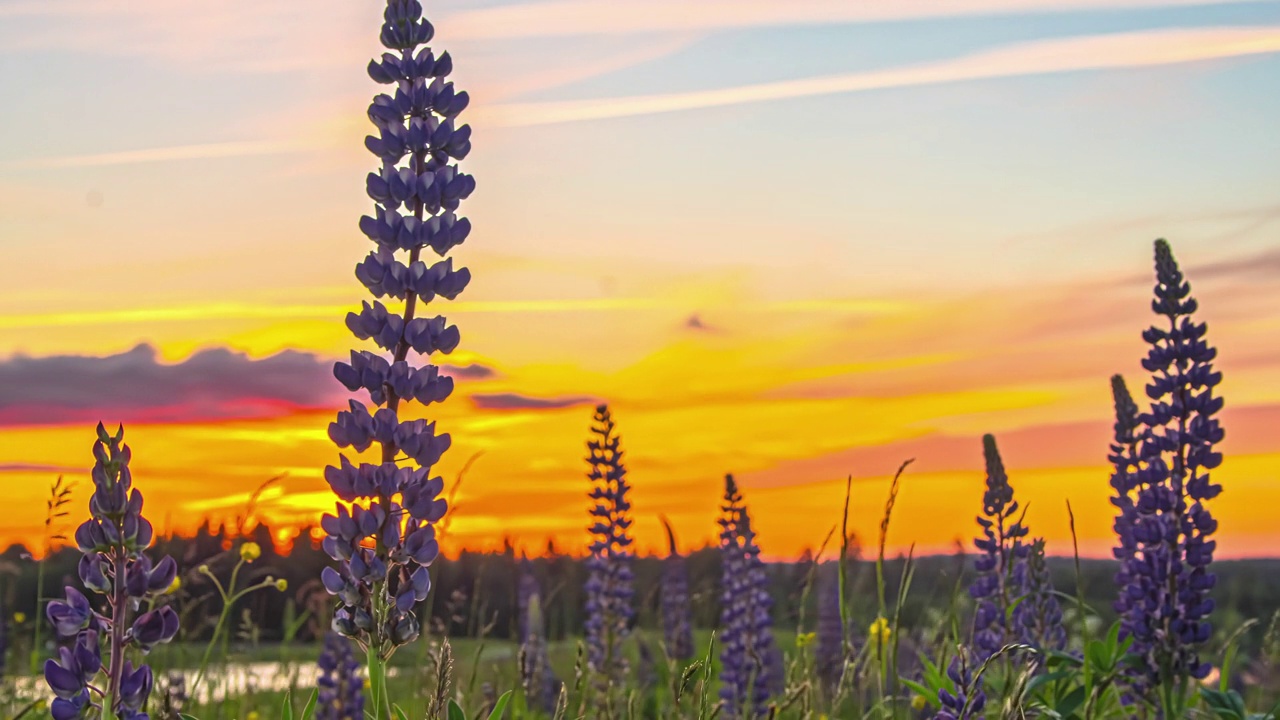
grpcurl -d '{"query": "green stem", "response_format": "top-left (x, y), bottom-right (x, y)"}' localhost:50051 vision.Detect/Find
top-left (30, 553), bottom-right (46, 675)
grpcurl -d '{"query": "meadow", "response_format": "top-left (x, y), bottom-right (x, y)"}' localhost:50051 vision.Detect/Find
top-left (0, 1), bottom-right (1275, 719)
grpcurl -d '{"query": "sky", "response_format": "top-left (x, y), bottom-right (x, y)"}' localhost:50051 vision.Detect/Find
top-left (0, 0), bottom-right (1278, 560)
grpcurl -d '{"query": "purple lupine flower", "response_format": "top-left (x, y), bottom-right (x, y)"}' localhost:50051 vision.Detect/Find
top-left (317, 632), bottom-right (365, 720)
top-left (969, 434), bottom-right (1031, 660)
top-left (518, 592), bottom-right (560, 714)
top-left (0, 600), bottom-right (8, 681)
top-left (584, 403), bottom-right (635, 699)
top-left (815, 562), bottom-right (845, 694)
top-left (1108, 374), bottom-right (1143, 623)
top-left (659, 516), bottom-right (694, 661)
top-left (1012, 539), bottom-right (1066, 654)
top-left (44, 423), bottom-right (178, 720)
top-left (936, 649), bottom-right (987, 720)
top-left (1119, 239), bottom-right (1224, 694)
top-left (322, 0), bottom-right (471, 660)
top-left (718, 475), bottom-right (779, 719)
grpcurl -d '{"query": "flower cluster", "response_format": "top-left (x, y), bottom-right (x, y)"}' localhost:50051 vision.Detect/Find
top-left (321, 0), bottom-right (470, 660)
top-left (1108, 372), bottom-right (1143, 624)
top-left (936, 650), bottom-right (987, 720)
top-left (584, 404), bottom-right (635, 697)
top-left (718, 475), bottom-right (779, 719)
top-left (659, 517), bottom-right (694, 661)
top-left (518, 592), bottom-right (560, 714)
top-left (45, 423), bottom-right (179, 720)
top-left (317, 633), bottom-right (365, 720)
top-left (814, 564), bottom-right (845, 695)
top-left (1119, 239), bottom-right (1224, 693)
top-left (1012, 539), bottom-right (1066, 654)
top-left (969, 434), bottom-right (1031, 660)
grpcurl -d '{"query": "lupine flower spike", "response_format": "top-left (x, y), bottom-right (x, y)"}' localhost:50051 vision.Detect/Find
top-left (518, 593), bottom-right (559, 714)
top-left (45, 423), bottom-right (179, 720)
top-left (583, 404), bottom-right (635, 710)
top-left (1119, 239), bottom-right (1224, 704)
top-left (1013, 538), bottom-right (1066, 654)
top-left (317, 632), bottom-right (365, 720)
top-left (321, 0), bottom-right (472, 675)
top-left (969, 434), bottom-right (1031, 660)
top-left (936, 648), bottom-right (987, 720)
top-left (815, 563), bottom-right (845, 695)
top-left (718, 474), bottom-right (779, 719)
top-left (1108, 373), bottom-right (1143, 626)
top-left (659, 516), bottom-right (694, 661)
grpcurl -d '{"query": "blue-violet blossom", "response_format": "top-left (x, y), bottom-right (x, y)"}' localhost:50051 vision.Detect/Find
top-left (317, 632), bottom-right (365, 720)
top-left (969, 434), bottom-right (1031, 660)
top-left (584, 404), bottom-right (634, 702)
top-left (322, 0), bottom-right (472, 661)
top-left (45, 423), bottom-right (179, 720)
top-left (660, 516), bottom-right (694, 661)
top-left (718, 474), bottom-right (779, 719)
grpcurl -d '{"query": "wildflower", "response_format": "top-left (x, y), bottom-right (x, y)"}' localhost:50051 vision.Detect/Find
top-left (659, 516), bottom-right (694, 661)
top-left (1013, 539), bottom-right (1066, 654)
top-left (1119, 239), bottom-right (1224, 698)
top-left (868, 616), bottom-right (892, 646)
top-left (239, 542), bottom-right (262, 563)
top-left (45, 424), bottom-right (179, 720)
top-left (322, 0), bottom-right (470, 663)
top-left (969, 434), bottom-right (1031, 660)
top-left (317, 633), bottom-right (365, 720)
top-left (912, 695), bottom-right (928, 711)
top-left (583, 404), bottom-right (634, 704)
top-left (0, 602), bottom-right (7, 681)
top-left (814, 563), bottom-right (844, 695)
top-left (718, 474), bottom-right (779, 719)
top-left (13, 612), bottom-right (25, 624)
top-left (796, 632), bottom-right (817, 648)
top-left (936, 649), bottom-right (986, 720)
top-left (247, 711), bottom-right (261, 720)
top-left (518, 593), bottom-right (559, 714)
top-left (165, 576), bottom-right (182, 595)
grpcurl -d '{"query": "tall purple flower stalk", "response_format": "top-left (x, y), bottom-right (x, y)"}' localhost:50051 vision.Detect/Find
top-left (969, 434), bottom-right (1030, 660)
top-left (584, 404), bottom-right (634, 702)
top-left (45, 424), bottom-right (179, 720)
top-left (317, 633), bottom-right (365, 720)
top-left (321, 0), bottom-right (471, 664)
top-left (1012, 539), bottom-right (1066, 654)
top-left (718, 475), bottom-right (779, 719)
top-left (936, 649), bottom-right (987, 720)
top-left (1108, 374), bottom-right (1142, 623)
top-left (815, 563), bottom-right (844, 694)
top-left (518, 593), bottom-right (559, 714)
top-left (659, 517), bottom-right (694, 661)
top-left (1118, 239), bottom-right (1224, 702)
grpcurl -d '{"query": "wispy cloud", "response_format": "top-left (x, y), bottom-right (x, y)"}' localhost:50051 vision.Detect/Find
top-left (481, 26), bottom-right (1280, 126)
top-left (4, 140), bottom-right (308, 170)
top-left (470, 393), bottom-right (598, 411)
top-left (443, 0), bottom-right (1277, 39)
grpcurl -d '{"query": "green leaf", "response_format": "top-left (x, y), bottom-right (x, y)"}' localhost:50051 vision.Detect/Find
top-left (901, 679), bottom-right (938, 709)
top-left (1026, 669), bottom-right (1071, 698)
top-left (299, 689), bottom-right (318, 720)
top-left (485, 691), bottom-right (514, 719)
top-left (392, 704), bottom-right (410, 720)
top-left (281, 690), bottom-right (295, 720)
top-left (178, 715), bottom-right (201, 720)
top-left (1054, 686), bottom-right (1087, 719)
top-left (448, 699), bottom-right (467, 720)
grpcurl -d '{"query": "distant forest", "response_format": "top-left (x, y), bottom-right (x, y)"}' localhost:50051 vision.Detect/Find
top-left (3, 521), bottom-right (1278, 652)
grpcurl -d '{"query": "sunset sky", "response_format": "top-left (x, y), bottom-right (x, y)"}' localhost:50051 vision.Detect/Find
top-left (1, 0), bottom-right (1278, 560)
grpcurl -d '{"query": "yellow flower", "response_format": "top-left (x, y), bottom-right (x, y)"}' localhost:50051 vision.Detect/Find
top-left (363, 677), bottom-right (372, 691)
top-left (165, 576), bottom-right (182, 595)
top-left (239, 542), bottom-right (262, 562)
top-left (868, 616), bottom-right (892, 645)
top-left (275, 579), bottom-right (289, 592)
top-left (912, 694), bottom-right (927, 711)
top-left (13, 611), bottom-right (26, 624)
top-left (247, 711), bottom-right (261, 720)
top-left (795, 632), bottom-right (817, 648)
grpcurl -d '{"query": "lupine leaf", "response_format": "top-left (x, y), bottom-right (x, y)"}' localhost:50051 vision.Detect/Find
top-left (300, 689), bottom-right (319, 720)
top-left (485, 691), bottom-right (514, 719)
top-left (281, 690), bottom-right (295, 720)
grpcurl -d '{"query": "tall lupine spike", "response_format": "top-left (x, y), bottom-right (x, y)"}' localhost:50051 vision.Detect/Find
top-left (659, 516), bottom-right (694, 661)
top-left (518, 593), bottom-right (560, 714)
top-left (1013, 539), bottom-right (1066, 654)
top-left (322, 0), bottom-right (472, 663)
top-left (968, 434), bottom-right (1032, 660)
top-left (1121, 239), bottom-right (1224, 700)
top-left (44, 424), bottom-right (179, 720)
top-left (815, 562), bottom-right (845, 695)
top-left (317, 633), bottom-right (365, 720)
top-left (718, 475), bottom-right (779, 719)
top-left (583, 404), bottom-right (634, 710)
top-left (1109, 374), bottom-right (1143, 622)
top-left (936, 647), bottom-right (988, 720)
